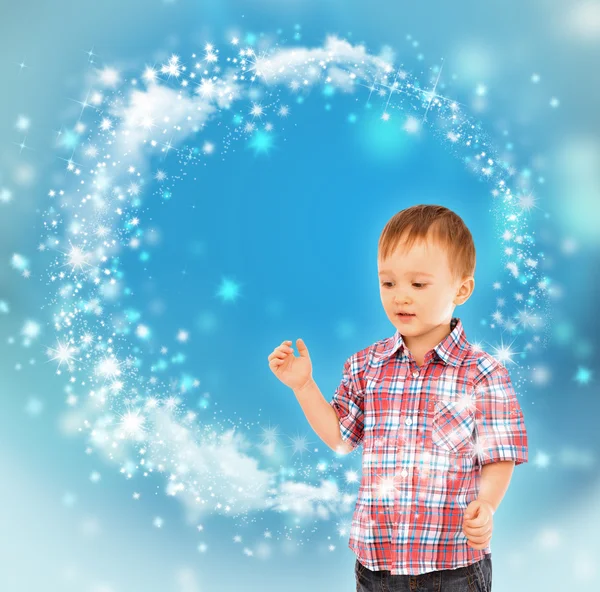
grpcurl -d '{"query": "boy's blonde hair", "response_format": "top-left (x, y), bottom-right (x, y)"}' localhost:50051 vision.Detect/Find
top-left (378, 204), bottom-right (476, 282)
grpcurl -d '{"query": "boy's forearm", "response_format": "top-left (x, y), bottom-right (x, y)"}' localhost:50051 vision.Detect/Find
top-left (292, 378), bottom-right (348, 453)
top-left (477, 460), bottom-right (515, 512)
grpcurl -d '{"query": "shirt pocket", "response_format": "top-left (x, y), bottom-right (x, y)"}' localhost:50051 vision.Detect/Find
top-left (431, 398), bottom-right (475, 455)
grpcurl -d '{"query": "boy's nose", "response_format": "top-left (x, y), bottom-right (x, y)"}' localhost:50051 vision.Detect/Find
top-left (394, 295), bottom-right (411, 304)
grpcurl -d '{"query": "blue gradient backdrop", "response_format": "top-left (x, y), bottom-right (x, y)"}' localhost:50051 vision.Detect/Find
top-left (1, 1), bottom-right (599, 591)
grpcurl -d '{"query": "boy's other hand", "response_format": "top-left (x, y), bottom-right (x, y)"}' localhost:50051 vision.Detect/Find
top-left (268, 338), bottom-right (313, 391)
top-left (462, 499), bottom-right (494, 550)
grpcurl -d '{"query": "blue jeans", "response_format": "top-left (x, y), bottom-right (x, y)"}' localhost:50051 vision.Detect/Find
top-left (355, 554), bottom-right (492, 592)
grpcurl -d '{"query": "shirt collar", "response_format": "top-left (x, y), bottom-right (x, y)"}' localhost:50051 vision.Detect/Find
top-left (372, 317), bottom-right (469, 367)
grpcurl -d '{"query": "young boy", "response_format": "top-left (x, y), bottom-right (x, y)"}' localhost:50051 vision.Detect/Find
top-left (268, 204), bottom-right (528, 591)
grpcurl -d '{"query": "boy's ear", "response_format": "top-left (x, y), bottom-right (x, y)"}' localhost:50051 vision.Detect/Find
top-left (454, 276), bottom-right (475, 305)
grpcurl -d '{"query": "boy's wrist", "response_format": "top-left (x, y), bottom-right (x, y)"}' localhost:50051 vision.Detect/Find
top-left (294, 377), bottom-right (315, 396)
top-left (476, 497), bottom-right (497, 514)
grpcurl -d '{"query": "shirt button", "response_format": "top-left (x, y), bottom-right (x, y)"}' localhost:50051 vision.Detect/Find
top-left (401, 469), bottom-right (408, 477)
top-left (405, 417), bottom-right (412, 426)
top-left (412, 371), bottom-right (419, 378)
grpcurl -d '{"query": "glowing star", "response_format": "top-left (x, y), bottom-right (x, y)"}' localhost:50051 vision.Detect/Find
top-left (140, 115), bottom-right (155, 130)
top-left (374, 474), bottom-right (398, 499)
top-left (204, 47), bottom-right (218, 63)
top-left (534, 451), bottom-right (551, 468)
top-left (289, 434), bottom-right (310, 456)
top-left (145, 397), bottom-right (159, 410)
top-left (110, 380), bottom-right (124, 394)
top-left (15, 115), bottom-right (30, 131)
top-left (196, 78), bottom-right (216, 98)
top-left (490, 338), bottom-right (518, 366)
top-left (260, 424), bottom-right (280, 445)
top-left (518, 191), bottom-right (538, 213)
top-left (143, 66), bottom-right (158, 84)
top-left (21, 320), bottom-right (41, 340)
top-left (345, 469), bottom-right (360, 484)
top-left (404, 116), bottom-right (421, 133)
top-left (216, 277), bottom-right (242, 303)
top-left (491, 310), bottom-right (504, 324)
top-left (84, 144), bottom-right (98, 158)
top-left (574, 366), bottom-right (592, 386)
top-left (455, 391), bottom-right (477, 414)
top-left (65, 244), bottom-right (93, 272)
top-left (136, 324), bottom-right (150, 339)
top-left (515, 308), bottom-right (541, 330)
top-left (46, 339), bottom-right (78, 370)
top-left (128, 182), bottom-right (140, 196)
top-left (25, 397), bottom-right (43, 416)
top-left (11, 253), bottom-right (29, 271)
top-left (0, 188), bottom-right (12, 203)
top-left (471, 437), bottom-right (492, 466)
top-left (119, 409), bottom-right (146, 438)
top-left (161, 54), bottom-right (181, 78)
top-left (248, 130), bottom-right (274, 155)
top-left (250, 103), bottom-right (264, 118)
top-left (98, 67), bottom-right (120, 87)
top-left (95, 356), bottom-right (122, 379)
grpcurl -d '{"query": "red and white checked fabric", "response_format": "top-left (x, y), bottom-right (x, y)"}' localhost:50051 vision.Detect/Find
top-left (329, 317), bottom-right (528, 575)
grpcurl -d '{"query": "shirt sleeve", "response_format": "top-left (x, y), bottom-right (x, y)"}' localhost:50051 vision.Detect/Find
top-left (329, 355), bottom-right (365, 451)
top-left (473, 359), bottom-right (528, 466)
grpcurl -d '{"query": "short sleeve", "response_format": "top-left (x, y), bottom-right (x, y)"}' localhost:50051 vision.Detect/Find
top-left (329, 355), bottom-right (365, 451)
top-left (473, 361), bottom-right (528, 466)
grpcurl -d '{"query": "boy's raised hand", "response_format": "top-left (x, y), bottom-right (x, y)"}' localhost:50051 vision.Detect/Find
top-left (268, 338), bottom-right (313, 391)
top-left (462, 499), bottom-right (494, 550)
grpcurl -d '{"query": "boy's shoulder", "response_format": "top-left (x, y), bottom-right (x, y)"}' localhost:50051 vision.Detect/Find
top-left (463, 347), bottom-right (513, 383)
top-left (355, 336), bottom-right (390, 359)
top-left (343, 334), bottom-right (397, 373)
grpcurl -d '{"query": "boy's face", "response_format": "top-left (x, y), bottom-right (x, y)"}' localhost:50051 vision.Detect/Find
top-left (377, 235), bottom-right (473, 337)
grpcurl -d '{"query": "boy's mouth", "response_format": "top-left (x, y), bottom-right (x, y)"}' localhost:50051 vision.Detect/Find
top-left (396, 312), bottom-right (415, 325)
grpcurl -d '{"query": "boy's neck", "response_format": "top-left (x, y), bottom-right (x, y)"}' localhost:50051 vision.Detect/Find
top-left (402, 320), bottom-right (454, 367)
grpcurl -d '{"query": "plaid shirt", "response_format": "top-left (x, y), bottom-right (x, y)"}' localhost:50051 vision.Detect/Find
top-left (329, 317), bottom-right (528, 575)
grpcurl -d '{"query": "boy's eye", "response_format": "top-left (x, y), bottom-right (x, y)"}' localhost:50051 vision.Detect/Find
top-left (380, 282), bottom-right (427, 288)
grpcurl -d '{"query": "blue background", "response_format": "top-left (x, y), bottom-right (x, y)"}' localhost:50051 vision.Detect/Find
top-left (1, 1), bottom-right (599, 591)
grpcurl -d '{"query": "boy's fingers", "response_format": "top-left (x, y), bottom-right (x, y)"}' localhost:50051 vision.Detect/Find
top-left (466, 533), bottom-right (491, 545)
top-left (464, 515), bottom-right (486, 525)
top-left (463, 525), bottom-right (490, 538)
top-left (465, 524), bottom-right (489, 532)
